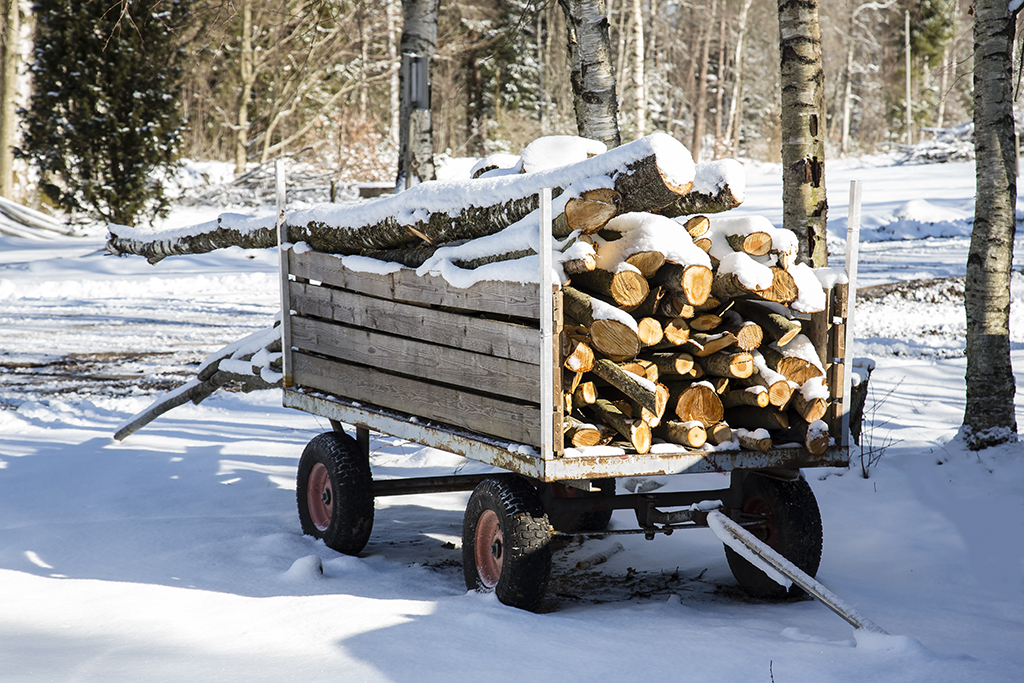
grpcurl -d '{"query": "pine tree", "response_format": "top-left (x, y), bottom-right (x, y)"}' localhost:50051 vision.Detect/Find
top-left (20, 0), bottom-right (187, 226)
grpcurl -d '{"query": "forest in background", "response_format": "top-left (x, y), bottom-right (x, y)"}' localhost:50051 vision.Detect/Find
top-left (0, 0), bottom-right (981, 192)
top-left (171, 0), bottom-right (978, 182)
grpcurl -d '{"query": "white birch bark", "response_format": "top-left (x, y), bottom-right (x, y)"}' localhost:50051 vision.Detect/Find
top-left (559, 0), bottom-right (622, 148)
top-left (963, 0), bottom-right (1019, 449)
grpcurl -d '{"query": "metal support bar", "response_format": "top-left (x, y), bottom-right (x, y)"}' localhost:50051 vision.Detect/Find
top-left (708, 510), bottom-right (887, 633)
top-left (372, 474), bottom-right (491, 497)
top-left (275, 159), bottom-right (292, 388)
top-left (842, 180), bottom-right (863, 448)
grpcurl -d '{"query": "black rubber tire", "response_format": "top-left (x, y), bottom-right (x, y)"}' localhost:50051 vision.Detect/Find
top-left (462, 475), bottom-right (552, 612)
top-left (296, 431), bottom-right (374, 555)
top-left (547, 478), bottom-right (615, 533)
top-left (725, 472), bottom-right (822, 600)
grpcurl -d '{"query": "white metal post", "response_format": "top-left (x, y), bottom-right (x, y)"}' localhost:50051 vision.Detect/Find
top-left (275, 159), bottom-right (292, 388)
top-left (539, 188), bottom-right (554, 460)
top-left (842, 180), bottom-right (862, 447)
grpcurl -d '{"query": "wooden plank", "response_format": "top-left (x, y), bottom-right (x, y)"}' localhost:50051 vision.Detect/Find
top-left (290, 280), bottom-right (540, 365)
top-left (290, 249), bottom-right (539, 319)
top-left (292, 351), bottom-right (540, 445)
top-left (291, 316), bottom-right (540, 403)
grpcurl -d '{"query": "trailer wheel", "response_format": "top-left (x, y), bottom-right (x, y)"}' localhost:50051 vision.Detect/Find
top-left (296, 431), bottom-right (373, 556)
top-left (462, 475), bottom-right (552, 612)
top-left (725, 472), bottom-right (822, 600)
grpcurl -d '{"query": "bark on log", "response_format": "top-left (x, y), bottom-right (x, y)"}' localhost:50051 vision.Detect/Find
top-left (591, 358), bottom-right (666, 418)
top-left (659, 420), bottom-right (708, 448)
top-left (565, 415), bottom-right (605, 447)
top-left (652, 262), bottom-right (713, 306)
top-left (659, 181), bottom-right (743, 217)
top-left (570, 267), bottom-right (650, 308)
top-left (590, 398), bottom-right (652, 454)
top-left (647, 352), bottom-right (695, 377)
top-left (693, 350), bottom-right (753, 379)
top-left (721, 386), bottom-right (770, 409)
top-left (730, 299), bottom-right (802, 347)
top-left (737, 429), bottom-right (772, 453)
top-left (571, 380), bottom-right (599, 408)
top-left (725, 231), bottom-right (772, 256)
top-left (686, 331), bottom-right (737, 357)
top-left (706, 421), bottom-right (733, 445)
top-left (562, 286), bottom-right (641, 359)
top-left (726, 406), bottom-right (790, 431)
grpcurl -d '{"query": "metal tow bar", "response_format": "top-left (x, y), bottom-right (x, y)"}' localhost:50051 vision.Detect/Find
top-left (707, 511), bottom-right (887, 634)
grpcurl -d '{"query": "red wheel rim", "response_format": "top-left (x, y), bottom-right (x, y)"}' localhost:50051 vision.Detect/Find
top-left (307, 462), bottom-right (333, 531)
top-left (743, 495), bottom-right (778, 548)
top-left (473, 509), bottom-right (503, 588)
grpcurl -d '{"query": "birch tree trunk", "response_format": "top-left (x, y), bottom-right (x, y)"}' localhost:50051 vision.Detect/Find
top-left (963, 0), bottom-right (1019, 449)
top-left (397, 0), bottom-right (438, 189)
top-left (691, 0), bottom-right (715, 163)
top-left (0, 0), bottom-right (18, 199)
top-left (559, 0), bottom-right (622, 148)
top-left (388, 0), bottom-right (400, 148)
top-left (234, 0), bottom-right (254, 176)
top-left (778, 0), bottom-right (828, 266)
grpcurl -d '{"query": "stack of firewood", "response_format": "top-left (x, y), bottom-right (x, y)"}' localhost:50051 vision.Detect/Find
top-left (555, 206), bottom-right (832, 456)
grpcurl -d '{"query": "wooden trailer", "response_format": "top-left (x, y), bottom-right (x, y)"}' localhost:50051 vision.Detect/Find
top-left (278, 189), bottom-right (859, 612)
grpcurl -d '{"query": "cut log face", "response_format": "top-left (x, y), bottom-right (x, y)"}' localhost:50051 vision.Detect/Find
top-left (706, 421), bottom-right (733, 445)
top-left (625, 250), bottom-right (668, 278)
top-left (661, 420), bottom-right (708, 448)
top-left (654, 263), bottom-right (713, 306)
top-left (648, 352), bottom-right (694, 377)
top-left (687, 331), bottom-right (737, 357)
top-left (694, 351), bottom-right (754, 379)
top-left (672, 382), bottom-right (724, 426)
top-left (636, 317), bottom-right (665, 347)
top-left (571, 267), bottom-right (650, 309)
top-left (726, 231), bottom-right (772, 257)
top-left (662, 317), bottom-right (691, 346)
top-left (562, 337), bottom-right (595, 374)
top-left (563, 189), bottom-right (621, 235)
top-left (683, 215), bottom-right (710, 238)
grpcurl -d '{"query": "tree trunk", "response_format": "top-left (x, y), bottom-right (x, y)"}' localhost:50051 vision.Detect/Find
top-left (631, 0), bottom-right (645, 139)
top-left (0, 0), bottom-right (18, 199)
top-left (388, 0), bottom-right (401, 149)
top-left (397, 0), bottom-right (439, 189)
top-left (691, 0), bottom-right (716, 162)
top-left (963, 0), bottom-right (1019, 449)
top-left (778, 0), bottom-right (828, 266)
top-left (234, 0), bottom-right (254, 176)
top-left (724, 0), bottom-right (753, 157)
top-left (559, 0), bottom-right (621, 148)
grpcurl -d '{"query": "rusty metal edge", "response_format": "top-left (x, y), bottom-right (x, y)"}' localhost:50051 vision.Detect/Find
top-left (284, 389), bottom-right (848, 482)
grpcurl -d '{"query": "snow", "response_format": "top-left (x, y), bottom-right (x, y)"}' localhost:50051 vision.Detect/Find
top-left (1, 154), bottom-right (1024, 682)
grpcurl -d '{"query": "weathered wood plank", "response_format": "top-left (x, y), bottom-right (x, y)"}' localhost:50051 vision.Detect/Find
top-left (291, 316), bottom-right (540, 403)
top-left (292, 352), bottom-right (540, 445)
top-left (290, 250), bottom-right (539, 319)
top-left (290, 281), bottom-right (540, 365)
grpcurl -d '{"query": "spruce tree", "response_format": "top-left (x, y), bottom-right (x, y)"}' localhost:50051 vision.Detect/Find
top-left (20, 0), bottom-right (187, 226)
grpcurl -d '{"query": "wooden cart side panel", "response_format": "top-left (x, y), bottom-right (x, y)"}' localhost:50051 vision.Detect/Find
top-left (290, 250), bottom-right (539, 319)
top-left (292, 351), bottom-right (541, 445)
top-left (289, 280), bottom-right (541, 365)
top-left (290, 315), bottom-right (541, 404)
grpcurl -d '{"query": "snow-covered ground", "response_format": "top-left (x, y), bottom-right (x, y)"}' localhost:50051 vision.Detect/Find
top-left (1, 155), bottom-right (1023, 682)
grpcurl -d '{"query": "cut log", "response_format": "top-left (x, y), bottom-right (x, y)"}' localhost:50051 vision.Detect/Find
top-left (555, 189), bottom-right (621, 236)
top-left (758, 267), bottom-right (799, 305)
top-left (791, 378), bottom-right (829, 423)
top-left (562, 336), bottom-right (595, 374)
top-left (636, 317), bottom-right (664, 347)
top-left (659, 420), bottom-right (708, 448)
top-left (710, 377), bottom-right (730, 394)
top-left (721, 386), bottom-right (770, 409)
top-left (693, 350), bottom-right (753, 379)
top-left (591, 358), bottom-right (666, 418)
top-left (565, 416), bottom-right (605, 447)
top-left (736, 429), bottom-right (772, 453)
top-left (725, 231), bottom-right (772, 257)
top-left (688, 313), bottom-right (722, 332)
top-left (571, 380), bottom-right (598, 408)
top-left (590, 398), bottom-right (652, 454)
top-left (658, 296), bottom-right (695, 319)
top-left (706, 421), bottom-right (733, 445)
top-left (647, 352), bottom-right (695, 377)
top-left (110, 133), bottom-right (693, 263)
top-left (743, 349), bottom-right (796, 408)
top-left (621, 359), bottom-right (659, 383)
top-left (683, 214), bottom-right (710, 238)
top-left (693, 237), bottom-right (712, 252)
top-left (659, 173), bottom-right (744, 217)
top-left (671, 382), bottom-right (724, 426)
top-left (686, 331), bottom-right (737, 357)
top-left (652, 262), bottom-right (713, 306)
top-left (799, 420), bottom-right (830, 456)
top-left (730, 299), bottom-right (802, 347)
top-left (760, 336), bottom-right (824, 385)
top-left (661, 316), bottom-right (690, 346)
top-left (570, 266), bottom-right (650, 308)
top-left (723, 319), bottom-right (763, 351)
top-left (625, 250), bottom-right (667, 278)
top-left (562, 286), bottom-right (641, 360)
